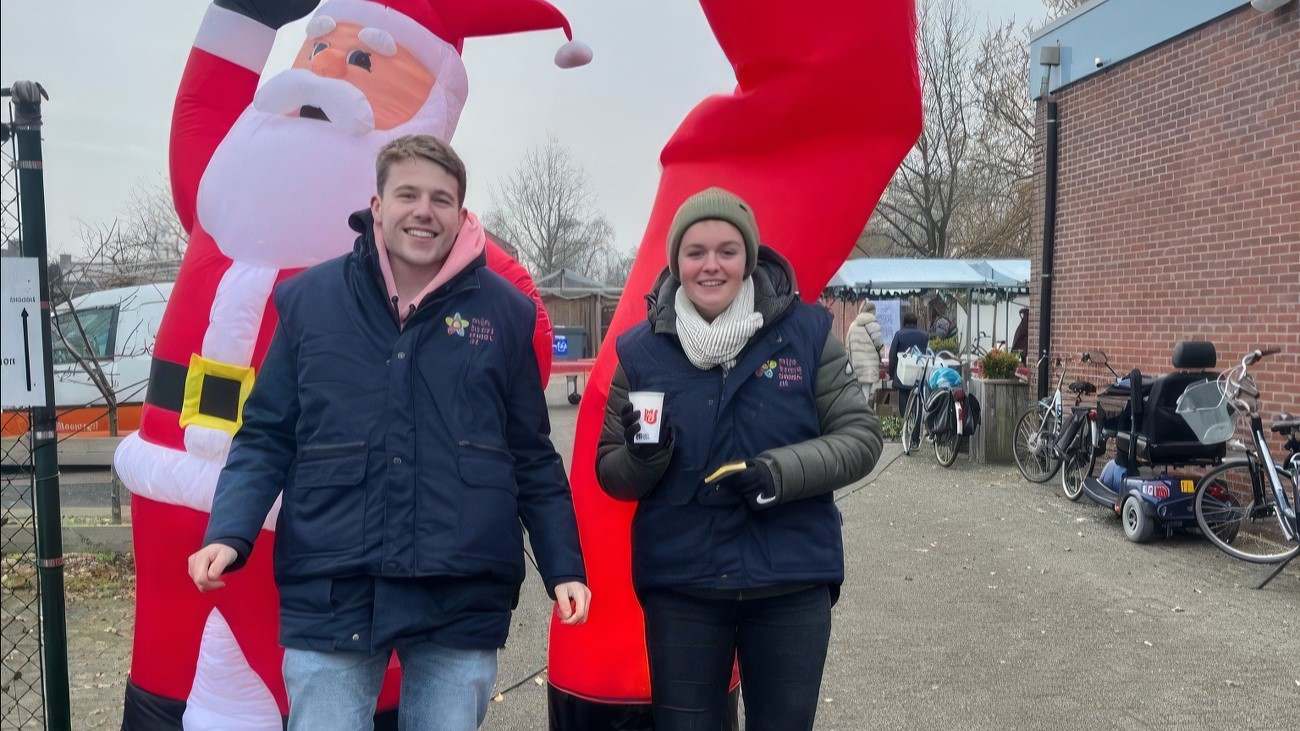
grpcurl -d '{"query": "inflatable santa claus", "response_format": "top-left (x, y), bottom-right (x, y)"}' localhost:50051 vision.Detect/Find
top-left (113, 0), bottom-right (590, 726)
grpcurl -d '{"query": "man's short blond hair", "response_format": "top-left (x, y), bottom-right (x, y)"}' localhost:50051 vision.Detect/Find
top-left (375, 134), bottom-right (467, 205)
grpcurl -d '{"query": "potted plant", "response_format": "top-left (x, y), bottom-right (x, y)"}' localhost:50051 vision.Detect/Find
top-left (969, 348), bottom-right (1030, 464)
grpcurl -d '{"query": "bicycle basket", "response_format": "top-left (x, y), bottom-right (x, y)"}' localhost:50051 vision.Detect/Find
top-left (896, 352), bottom-right (927, 386)
top-left (1175, 379), bottom-right (1233, 444)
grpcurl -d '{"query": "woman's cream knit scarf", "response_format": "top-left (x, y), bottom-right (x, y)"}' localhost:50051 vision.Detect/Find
top-left (674, 277), bottom-right (764, 372)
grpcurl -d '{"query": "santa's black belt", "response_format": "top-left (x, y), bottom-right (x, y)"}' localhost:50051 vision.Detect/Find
top-left (145, 356), bottom-right (254, 433)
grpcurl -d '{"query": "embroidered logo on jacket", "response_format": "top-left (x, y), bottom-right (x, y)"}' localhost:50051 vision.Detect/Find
top-left (445, 313), bottom-right (469, 337)
top-left (468, 317), bottom-right (496, 346)
top-left (756, 360), bottom-right (778, 379)
top-left (775, 357), bottom-right (805, 389)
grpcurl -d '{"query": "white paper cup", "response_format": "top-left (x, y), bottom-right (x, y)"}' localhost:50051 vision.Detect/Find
top-left (629, 391), bottom-right (666, 444)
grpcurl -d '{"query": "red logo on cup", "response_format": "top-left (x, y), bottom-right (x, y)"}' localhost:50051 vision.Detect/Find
top-left (643, 408), bottom-right (659, 425)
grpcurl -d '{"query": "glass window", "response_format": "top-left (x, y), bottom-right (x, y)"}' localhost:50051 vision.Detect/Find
top-left (51, 306), bottom-right (117, 366)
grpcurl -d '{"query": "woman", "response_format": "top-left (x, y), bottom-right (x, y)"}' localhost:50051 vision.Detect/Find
top-left (846, 300), bottom-right (885, 402)
top-left (596, 187), bottom-right (883, 730)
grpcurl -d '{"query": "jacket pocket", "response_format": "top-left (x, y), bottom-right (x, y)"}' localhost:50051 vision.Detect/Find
top-left (294, 442), bottom-right (368, 489)
top-left (457, 442), bottom-right (517, 494)
top-left (284, 444), bottom-right (367, 558)
top-left (456, 447), bottom-right (522, 565)
top-left (633, 502), bottom-right (713, 583)
top-left (760, 502), bottom-right (842, 575)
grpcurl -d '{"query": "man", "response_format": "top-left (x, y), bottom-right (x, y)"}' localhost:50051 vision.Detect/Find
top-left (187, 135), bottom-right (589, 730)
top-left (116, 2), bottom-right (592, 725)
top-left (887, 312), bottom-right (930, 417)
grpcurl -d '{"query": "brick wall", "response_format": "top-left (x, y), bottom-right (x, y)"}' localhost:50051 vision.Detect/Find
top-left (1029, 4), bottom-right (1299, 449)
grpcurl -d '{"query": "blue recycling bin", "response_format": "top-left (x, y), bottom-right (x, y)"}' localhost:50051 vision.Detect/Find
top-left (552, 326), bottom-right (589, 360)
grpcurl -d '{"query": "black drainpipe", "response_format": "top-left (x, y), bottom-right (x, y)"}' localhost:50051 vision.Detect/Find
top-left (1037, 97), bottom-right (1058, 401)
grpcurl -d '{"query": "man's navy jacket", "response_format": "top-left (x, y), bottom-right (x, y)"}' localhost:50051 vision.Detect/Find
top-left (203, 210), bottom-right (585, 651)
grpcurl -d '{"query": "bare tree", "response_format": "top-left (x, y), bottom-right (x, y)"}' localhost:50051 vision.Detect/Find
top-left (48, 177), bottom-right (179, 522)
top-left (485, 138), bottom-right (616, 278)
top-left (59, 178), bottom-right (185, 297)
top-left (46, 268), bottom-right (151, 524)
top-left (963, 0), bottom-right (1090, 257)
top-left (123, 177), bottom-right (187, 261)
top-left (871, 0), bottom-right (978, 259)
top-left (866, 0), bottom-right (1090, 260)
top-left (592, 246), bottom-right (636, 287)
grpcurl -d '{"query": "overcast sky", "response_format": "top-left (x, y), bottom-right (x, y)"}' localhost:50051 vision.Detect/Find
top-left (1, 0), bottom-right (1048, 257)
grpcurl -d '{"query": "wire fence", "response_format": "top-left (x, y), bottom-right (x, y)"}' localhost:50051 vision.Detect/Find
top-left (1, 91), bottom-right (47, 731)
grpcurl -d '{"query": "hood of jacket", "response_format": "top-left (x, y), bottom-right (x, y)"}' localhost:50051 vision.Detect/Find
top-left (347, 208), bottom-right (488, 308)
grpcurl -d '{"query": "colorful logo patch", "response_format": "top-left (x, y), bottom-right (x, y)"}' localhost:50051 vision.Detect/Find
top-left (445, 313), bottom-right (468, 337)
top-left (756, 360), bottom-right (778, 379)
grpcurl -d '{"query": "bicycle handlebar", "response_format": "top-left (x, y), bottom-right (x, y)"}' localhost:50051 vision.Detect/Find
top-left (1244, 347), bottom-right (1282, 367)
top-left (1222, 347), bottom-right (1283, 414)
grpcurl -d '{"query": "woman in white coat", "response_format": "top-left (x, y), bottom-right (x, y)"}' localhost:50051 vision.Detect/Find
top-left (845, 300), bottom-right (885, 401)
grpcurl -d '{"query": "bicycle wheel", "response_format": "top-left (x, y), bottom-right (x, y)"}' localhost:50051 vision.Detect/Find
top-left (1059, 440), bottom-right (1093, 502)
top-left (1013, 405), bottom-right (1060, 483)
top-left (934, 428), bottom-right (959, 467)
top-left (1194, 460), bottom-right (1300, 564)
top-left (901, 391), bottom-right (922, 455)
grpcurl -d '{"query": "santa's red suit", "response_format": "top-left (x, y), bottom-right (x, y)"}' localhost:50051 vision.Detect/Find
top-left (114, 1), bottom-right (590, 726)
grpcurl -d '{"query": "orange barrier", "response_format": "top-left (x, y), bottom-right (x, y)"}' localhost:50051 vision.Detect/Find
top-left (1, 404), bottom-right (143, 438)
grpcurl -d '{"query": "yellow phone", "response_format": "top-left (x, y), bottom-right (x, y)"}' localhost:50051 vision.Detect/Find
top-left (704, 461), bottom-right (749, 484)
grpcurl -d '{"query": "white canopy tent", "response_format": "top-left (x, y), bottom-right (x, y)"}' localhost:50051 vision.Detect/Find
top-left (825, 258), bottom-right (1031, 377)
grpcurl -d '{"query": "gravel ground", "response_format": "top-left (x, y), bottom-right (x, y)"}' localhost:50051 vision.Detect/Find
top-left (3, 396), bottom-right (1296, 729)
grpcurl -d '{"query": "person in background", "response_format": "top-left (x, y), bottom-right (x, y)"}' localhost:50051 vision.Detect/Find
top-left (1011, 306), bottom-right (1030, 362)
top-left (888, 312), bottom-right (930, 417)
top-left (846, 300), bottom-right (885, 403)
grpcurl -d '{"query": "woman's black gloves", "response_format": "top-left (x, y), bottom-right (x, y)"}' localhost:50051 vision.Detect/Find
top-left (719, 461), bottom-right (779, 511)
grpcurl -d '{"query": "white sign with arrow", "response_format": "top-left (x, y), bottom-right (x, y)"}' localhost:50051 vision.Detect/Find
top-left (2, 257), bottom-right (48, 408)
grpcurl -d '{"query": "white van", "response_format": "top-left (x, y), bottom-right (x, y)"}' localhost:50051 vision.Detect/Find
top-left (1, 282), bottom-right (171, 438)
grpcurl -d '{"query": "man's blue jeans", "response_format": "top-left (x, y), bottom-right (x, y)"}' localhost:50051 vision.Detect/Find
top-left (283, 641), bottom-right (497, 730)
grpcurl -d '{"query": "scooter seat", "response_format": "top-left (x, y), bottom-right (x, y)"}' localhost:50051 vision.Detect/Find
top-left (1114, 431), bottom-right (1225, 466)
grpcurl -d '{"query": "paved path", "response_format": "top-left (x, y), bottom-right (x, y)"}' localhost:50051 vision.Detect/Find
top-left (10, 395), bottom-right (1296, 729)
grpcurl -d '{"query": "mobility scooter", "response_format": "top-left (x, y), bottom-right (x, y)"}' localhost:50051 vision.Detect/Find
top-left (1080, 341), bottom-right (1227, 542)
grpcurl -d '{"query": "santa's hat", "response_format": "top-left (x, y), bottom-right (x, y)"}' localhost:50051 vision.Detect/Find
top-left (311, 0), bottom-right (593, 71)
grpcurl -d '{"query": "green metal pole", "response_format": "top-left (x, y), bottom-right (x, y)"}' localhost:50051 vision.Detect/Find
top-left (10, 80), bottom-right (71, 731)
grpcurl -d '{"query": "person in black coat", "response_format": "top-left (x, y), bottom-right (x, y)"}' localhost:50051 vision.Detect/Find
top-left (888, 312), bottom-right (930, 417)
top-left (1011, 306), bottom-right (1030, 362)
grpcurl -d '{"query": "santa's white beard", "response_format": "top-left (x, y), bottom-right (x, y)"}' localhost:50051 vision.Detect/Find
top-left (197, 99), bottom-right (458, 268)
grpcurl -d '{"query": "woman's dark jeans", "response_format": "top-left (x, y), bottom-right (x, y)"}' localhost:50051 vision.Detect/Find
top-left (640, 585), bottom-right (832, 731)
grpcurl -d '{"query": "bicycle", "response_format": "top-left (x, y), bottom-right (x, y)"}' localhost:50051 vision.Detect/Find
top-left (899, 348), bottom-right (957, 459)
top-left (1056, 351), bottom-right (1125, 501)
top-left (899, 348), bottom-right (938, 456)
top-left (924, 382), bottom-right (967, 468)
top-left (1013, 352), bottom-right (1120, 486)
top-left (1012, 355), bottom-right (1066, 483)
top-left (1186, 348), bottom-right (1298, 584)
